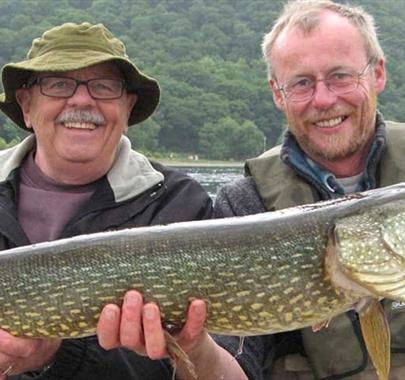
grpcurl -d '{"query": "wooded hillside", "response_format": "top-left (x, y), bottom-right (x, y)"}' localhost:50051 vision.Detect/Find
top-left (0, 0), bottom-right (403, 159)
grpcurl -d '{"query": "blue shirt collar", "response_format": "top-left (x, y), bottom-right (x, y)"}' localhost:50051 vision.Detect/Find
top-left (280, 111), bottom-right (386, 198)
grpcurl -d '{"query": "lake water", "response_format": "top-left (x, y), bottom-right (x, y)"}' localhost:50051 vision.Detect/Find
top-left (176, 166), bottom-right (244, 199)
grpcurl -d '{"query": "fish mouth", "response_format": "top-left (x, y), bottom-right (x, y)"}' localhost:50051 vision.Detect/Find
top-left (314, 116), bottom-right (348, 128)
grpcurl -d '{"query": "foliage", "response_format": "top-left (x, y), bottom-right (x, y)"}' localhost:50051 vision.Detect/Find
top-left (0, 0), bottom-right (403, 159)
top-left (199, 116), bottom-right (264, 160)
top-left (125, 118), bottom-right (161, 154)
top-left (0, 114), bottom-right (27, 142)
top-left (0, 135), bottom-right (20, 149)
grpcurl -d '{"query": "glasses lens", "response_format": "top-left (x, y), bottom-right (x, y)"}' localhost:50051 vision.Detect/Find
top-left (288, 91), bottom-right (313, 102)
top-left (327, 74), bottom-right (357, 95)
top-left (88, 79), bottom-right (124, 99)
top-left (286, 72), bottom-right (359, 102)
top-left (284, 78), bottom-right (314, 102)
top-left (40, 77), bottom-right (76, 97)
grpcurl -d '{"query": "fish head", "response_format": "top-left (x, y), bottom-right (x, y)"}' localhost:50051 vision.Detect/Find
top-left (335, 200), bottom-right (405, 302)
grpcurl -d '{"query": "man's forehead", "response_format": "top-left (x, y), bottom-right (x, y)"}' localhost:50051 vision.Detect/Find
top-left (275, 10), bottom-right (360, 49)
top-left (271, 11), bottom-right (366, 77)
top-left (39, 62), bottom-right (123, 79)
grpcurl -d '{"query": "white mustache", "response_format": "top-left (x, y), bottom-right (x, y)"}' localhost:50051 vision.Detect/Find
top-left (56, 110), bottom-right (106, 126)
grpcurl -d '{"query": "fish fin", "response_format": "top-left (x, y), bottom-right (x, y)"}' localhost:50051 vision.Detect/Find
top-left (358, 299), bottom-right (390, 380)
top-left (164, 330), bottom-right (197, 380)
top-left (236, 336), bottom-right (245, 356)
top-left (311, 319), bottom-right (331, 332)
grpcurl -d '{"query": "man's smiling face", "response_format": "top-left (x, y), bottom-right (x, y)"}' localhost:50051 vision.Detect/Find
top-left (270, 11), bottom-right (386, 169)
top-left (16, 62), bottom-right (137, 183)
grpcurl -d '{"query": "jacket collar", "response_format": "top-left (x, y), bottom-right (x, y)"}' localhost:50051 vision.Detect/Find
top-left (106, 136), bottom-right (163, 202)
top-left (0, 134), bottom-right (36, 182)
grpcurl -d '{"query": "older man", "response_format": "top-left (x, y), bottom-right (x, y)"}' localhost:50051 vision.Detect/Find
top-left (0, 23), bottom-right (248, 380)
top-left (215, 0), bottom-right (405, 379)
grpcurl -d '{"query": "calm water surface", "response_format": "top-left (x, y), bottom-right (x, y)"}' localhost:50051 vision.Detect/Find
top-left (176, 166), bottom-right (244, 199)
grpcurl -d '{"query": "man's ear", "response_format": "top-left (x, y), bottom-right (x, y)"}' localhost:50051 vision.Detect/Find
top-left (373, 58), bottom-right (386, 95)
top-left (269, 79), bottom-right (286, 112)
top-left (15, 88), bottom-right (33, 129)
top-left (126, 93), bottom-right (138, 120)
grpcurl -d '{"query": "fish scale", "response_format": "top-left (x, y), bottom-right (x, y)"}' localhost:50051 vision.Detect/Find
top-left (1, 183), bottom-right (405, 340)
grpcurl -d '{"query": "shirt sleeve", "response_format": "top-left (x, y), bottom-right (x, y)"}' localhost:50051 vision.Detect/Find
top-left (214, 176), bottom-right (266, 218)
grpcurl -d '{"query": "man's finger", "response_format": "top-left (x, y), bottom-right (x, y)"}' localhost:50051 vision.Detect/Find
top-left (97, 304), bottom-right (121, 350)
top-left (178, 300), bottom-right (206, 343)
top-left (119, 291), bottom-right (144, 351)
top-left (142, 303), bottom-right (166, 360)
top-left (0, 330), bottom-right (39, 358)
top-left (0, 351), bottom-right (12, 378)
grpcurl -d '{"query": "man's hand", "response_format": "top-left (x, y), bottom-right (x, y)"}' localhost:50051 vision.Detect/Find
top-left (0, 330), bottom-right (60, 379)
top-left (97, 290), bottom-right (248, 380)
top-left (97, 290), bottom-right (206, 359)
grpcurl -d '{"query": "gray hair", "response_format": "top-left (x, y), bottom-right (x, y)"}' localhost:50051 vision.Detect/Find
top-left (262, 0), bottom-right (385, 79)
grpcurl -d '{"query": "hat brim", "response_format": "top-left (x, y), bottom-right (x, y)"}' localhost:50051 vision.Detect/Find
top-left (0, 51), bottom-right (160, 131)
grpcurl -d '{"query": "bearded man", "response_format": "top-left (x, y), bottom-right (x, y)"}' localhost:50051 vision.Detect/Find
top-left (214, 1), bottom-right (405, 379)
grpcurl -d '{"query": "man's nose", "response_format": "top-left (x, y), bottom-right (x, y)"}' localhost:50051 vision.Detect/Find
top-left (311, 80), bottom-right (338, 109)
top-left (66, 83), bottom-right (96, 106)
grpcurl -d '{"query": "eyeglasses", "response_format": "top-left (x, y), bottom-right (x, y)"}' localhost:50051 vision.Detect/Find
top-left (26, 76), bottom-right (126, 100)
top-left (276, 61), bottom-right (372, 102)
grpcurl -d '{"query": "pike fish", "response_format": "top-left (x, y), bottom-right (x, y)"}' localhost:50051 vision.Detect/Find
top-left (2, 183), bottom-right (405, 379)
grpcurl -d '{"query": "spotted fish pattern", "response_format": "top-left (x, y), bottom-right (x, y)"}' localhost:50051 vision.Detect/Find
top-left (1, 183), bottom-right (405, 338)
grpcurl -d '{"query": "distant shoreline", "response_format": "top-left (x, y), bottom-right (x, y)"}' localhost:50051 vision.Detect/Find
top-left (154, 159), bottom-right (244, 168)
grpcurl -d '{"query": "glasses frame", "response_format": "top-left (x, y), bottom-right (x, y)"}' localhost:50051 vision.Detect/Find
top-left (276, 61), bottom-right (373, 103)
top-left (26, 76), bottom-right (126, 100)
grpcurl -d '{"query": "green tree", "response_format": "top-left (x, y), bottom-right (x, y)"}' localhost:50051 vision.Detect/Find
top-left (199, 116), bottom-right (264, 160)
top-left (0, 0), bottom-right (404, 156)
top-left (126, 118), bottom-right (161, 154)
top-left (229, 120), bottom-right (265, 160)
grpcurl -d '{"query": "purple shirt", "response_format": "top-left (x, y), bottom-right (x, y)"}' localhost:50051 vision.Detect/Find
top-left (18, 151), bottom-right (97, 243)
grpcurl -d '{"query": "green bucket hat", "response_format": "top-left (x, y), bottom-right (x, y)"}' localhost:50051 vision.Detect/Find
top-left (0, 22), bottom-right (160, 131)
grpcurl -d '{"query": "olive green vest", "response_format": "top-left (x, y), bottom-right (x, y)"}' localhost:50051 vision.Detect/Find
top-left (246, 121), bottom-right (405, 379)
